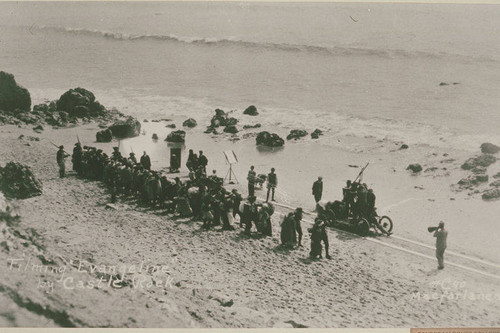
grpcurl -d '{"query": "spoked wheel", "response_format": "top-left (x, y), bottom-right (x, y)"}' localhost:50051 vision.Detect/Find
top-left (378, 216), bottom-right (393, 234)
top-left (356, 218), bottom-right (370, 236)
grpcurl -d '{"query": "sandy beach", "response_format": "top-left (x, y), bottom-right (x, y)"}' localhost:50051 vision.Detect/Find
top-left (1, 122), bottom-right (499, 328)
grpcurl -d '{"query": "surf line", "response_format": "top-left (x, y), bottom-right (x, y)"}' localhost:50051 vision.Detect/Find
top-left (264, 199), bottom-right (500, 281)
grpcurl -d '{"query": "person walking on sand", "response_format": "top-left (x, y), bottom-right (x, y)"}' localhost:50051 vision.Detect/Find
top-left (312, 176), bottom-right (323, 206)
top-left (433, 221), bottom-right (448, 270)
top-left (247, 165), bottom-right (256, 198)
top-left (266, 168), bottom-right (277, 202)
top-left (56, 145), bottom-right (70, 178)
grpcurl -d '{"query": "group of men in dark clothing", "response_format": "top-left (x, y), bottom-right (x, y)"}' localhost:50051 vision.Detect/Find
top-left (342, 180), bottom-right (377, 219)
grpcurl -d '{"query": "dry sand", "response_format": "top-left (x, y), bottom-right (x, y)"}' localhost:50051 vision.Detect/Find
top-left (0, 124), bottom-right (499, 328)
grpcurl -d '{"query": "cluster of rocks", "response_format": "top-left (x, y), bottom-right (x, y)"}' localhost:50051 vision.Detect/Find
top-left (0, 71), bottom-right (124, 129)
top-left (205, 109), bottom-right (239, 134)
top-left (0, 162), bottom-right (42, 199)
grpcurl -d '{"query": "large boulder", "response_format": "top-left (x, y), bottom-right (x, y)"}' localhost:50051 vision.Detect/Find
top-left (480, 143), bottom-right (500, 154)
top-left (287, 129), bottom-right (308, 140)
top-left (406, 164), bottom-right (422, 173)
top-left (96, 129), bottom-right (113, 142)
top-left (209, 109), bottom-right (239, 128)
top-left (461, 154), bottom-right (497, 170)
top-left (108, 117), bottom-right (141, 138)
top-left (56, 87), bottom-right (105, 118)
top-left (243, 105), bottom-right (258, 116)
top-left (182, 118), bottom-right (197, 128)
top-left (0, 71), bottom-right (31, 112)
top-left (0, 162), bottom-right (42, 199)
top-left (256, 131), bottom-right (285, 147)
top-left (165, 130), bottom-right (186, 143)
top-left (223, 125), bottom-right (238, 134)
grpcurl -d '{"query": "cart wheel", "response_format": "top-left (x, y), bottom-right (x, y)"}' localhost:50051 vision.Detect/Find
top-left (378, 216), bottom-right (393, 233)
top-left (356, 218), bottom-right (370, 236)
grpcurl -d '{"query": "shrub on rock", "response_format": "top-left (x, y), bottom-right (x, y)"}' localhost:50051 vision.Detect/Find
top-left (182, 118), bottom-right (197, 128)
top-left (96, 129), bottom-right (113, 142)
top-left (461, 154), bottom-right (497, 170)
top-left (256, 131), bottom-right (284, 147)
top-left (165, 130), bottom-right (186, 143)
top-left (0, 162), bottom-right (42, 199)
top-left (406, 164), bottom-right (422, 173)
top-left (243, 105), bottom-right (258, 116)
top-left (0, 71), bottom-right (31, 112)
top-left (480, 143), bottom-right (500, 154)
top-left (108, 117), bottom-right (141, 138)
top-left (287, 129), bottom-right (308, 140)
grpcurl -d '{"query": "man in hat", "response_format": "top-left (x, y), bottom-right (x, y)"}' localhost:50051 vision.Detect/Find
top-left (433, 221), bottom-right (448, 270)
top-left (112, 147), bottom-right (122, 162)
top-left (266, 168), bottom-right (277, 202)
top-left (128, 152), bottom-right (137, 164)
top-left (312, 176), bottom-right (323, 206)
top-left (247, 165), bottom-right (256, 198)
top-left (140, 151), bottom-right (151, 170)
top-left (72, 142), bottom-right (83, 175)
top-left (56, 145), bottom-right (70, 178)
top-left (198, 150), bottom-right (208, 173)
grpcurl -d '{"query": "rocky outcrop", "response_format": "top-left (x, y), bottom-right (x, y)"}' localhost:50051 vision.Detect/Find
top-left (461, 154), bottom-right (497, 170)
top-left (311, 129), bottom-right (323, 139)
top-left (0, 162), bottom-right (42, 199)
top-left (471, 166), bottom-right (487, 174)
top-left (243, 105), bottom-right (258, 116)
top-left (458, 174), bottom-right (489, 188)
top-left (96, 129), bottom-right (113, 143)
top-left (482, 188), bottom-right (500, 200)
top-left (182, 118), bottom-right (197, 128)
top-left (256, 131), bottom-right (284, 147)
top-left (287, 129), bottom-right (308, 140)
top-left (0, 71), bottom-right (31, 112)
top-left (223, 125), bottom-right (238, 134)
top-left (406, 164), bottom-right (422, 173)
top-left (480, 143), bottom-right (500, 154)
top-left (209, 109), bottom-right (238, 128)
top-left (56, 87), bottom-right (106, 118)
top-left (108, 117), bottom-right (141, 138)
top-left (243, 124), bottom-right (261, 129)
top-left (165, 130), bottom-right (186, 143)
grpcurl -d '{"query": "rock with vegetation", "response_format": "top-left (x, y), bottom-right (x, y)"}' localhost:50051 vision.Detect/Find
top-left (461, 154), bottom-right (497, 170)
top-left (480, 143), bottom-right (500, 154)
top-left (165, 130), bottom-right (186, 143)
top-left (243, 105), bottom-right (258, 116)
top-left (482, 188), bottom-right (500, 200)
top-left (182, 118), bottom-right (197, 128)
top-left (223, 125), bottom-right (238, 134)
top-left (0, 71), bottom-right (31, 112)
top-left (311, 129), bottom-right (323, 139)
top-left (287, 129), bottom-right (308, 140)
top-left (56, 87), bottom-right (106, 118)
top-left (406, 164), bottom-right (422, 173)
top-left (256, 131), bottom-right (285, 147)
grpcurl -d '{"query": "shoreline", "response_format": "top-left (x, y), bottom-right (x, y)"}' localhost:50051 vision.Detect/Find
top-left (1, 122), bottom-right (499, 327)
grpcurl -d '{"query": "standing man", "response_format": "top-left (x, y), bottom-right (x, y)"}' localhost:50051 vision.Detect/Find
top-left (72, 142), bottom-right (83, 175)
top-left (294, 207), bottom-right (304, 247)
top-left (266, 168), bottom-right (277, 202)
top-left (57, 145), bottom-right (70, 178)
top-left (247, 165), bottom-right (256, 198)
top-left (198, 151), bottom-right (208, 173)
top-left (433, 221), bottom-right (448, 270)
top-left (140, 151), bottom-right (151, 170)
top-left (312, 176), bottom-right (323, 206)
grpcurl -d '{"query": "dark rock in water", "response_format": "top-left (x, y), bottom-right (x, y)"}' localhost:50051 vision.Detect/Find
top-left (400, 144), bottom-right (409, 150)
top-left (406, 164), bottom-right (422, 173)
top-left (0, 162), bottom-right (42, 199)
top-left (439, 82), bottom-right (449, 86)
top-left (225, 117), bottom-right (238, 126)
top-left (143, 119), bottom-right (149, 123)
top-left (0, 71), bottom-right (31, 112)
top-left (166, 124), bottom-right (176, 129)
top-left (458, 174), bottom-right (488, 187)
top-left (108, 117), bottom-right (141, 138)
top-left (223, 125), bottom-right (238, 134)
top-left (165, 130), bottom-right (186, 143)
top-left (33, 125), bottom-right (44, 133)
top-left (209, 109), bottom-right (238, 128)
top-left (471, 166), bottom-right (487, 174)
top-left (256, 131), bottom-right (285, 147)
top-left (182, 118), bottom-right (197, 128)
top-left (243, 123), bottom-right (261, 129)
top-left (152, 133), bottom-right (159, 140)
top-left (243, 105), bottom-right (258, 116)
top-left (310, 129), bottom-right (323, 139)
top-left (461, 154), bottom-right (497, 170)
top-left (56, 87), bottom-right (106, 118)
top-left (482, 188), bottom-right (500, 200)
top-left (287, 129), bottom-right (308, 140)
top-left (96, 129), bottom-right (113, 142)
top-left (480, 142), bottom-right (500, 154)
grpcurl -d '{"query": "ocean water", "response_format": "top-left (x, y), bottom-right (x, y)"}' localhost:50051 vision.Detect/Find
top-left (1, 2), bottom-right (500, 150)
top-left (2, 2), bottom-right (500, 262)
